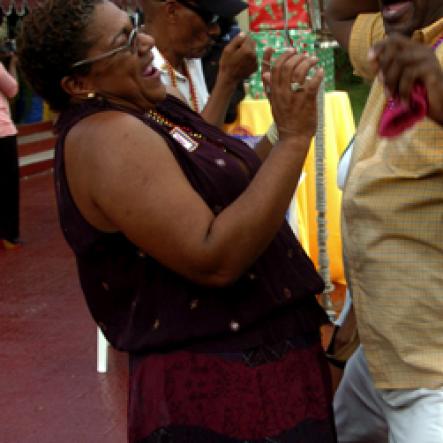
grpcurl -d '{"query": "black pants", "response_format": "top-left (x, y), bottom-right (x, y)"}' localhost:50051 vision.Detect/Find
top-left (0, 135), bottom-right (19, 241)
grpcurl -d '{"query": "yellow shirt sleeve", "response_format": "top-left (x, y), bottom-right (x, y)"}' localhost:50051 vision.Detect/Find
top-left (349, 13), bottom-right (385, 81)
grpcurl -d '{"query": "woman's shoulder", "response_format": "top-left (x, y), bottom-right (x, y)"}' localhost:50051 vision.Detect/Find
top-left (60, 105), bottom-right (166, 179)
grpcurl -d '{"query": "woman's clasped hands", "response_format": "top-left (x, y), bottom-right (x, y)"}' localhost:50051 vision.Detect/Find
top-left (261, 47), bottom-right (324, 143)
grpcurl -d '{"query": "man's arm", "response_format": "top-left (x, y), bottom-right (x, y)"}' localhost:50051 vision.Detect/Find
top-left (201, 33), bottom-right (257, 127)
top-left (325, 0), bottom-right (379, 51)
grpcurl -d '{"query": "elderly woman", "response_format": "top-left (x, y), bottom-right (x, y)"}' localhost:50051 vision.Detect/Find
top-left (17, 1), bottom-right (336, 442)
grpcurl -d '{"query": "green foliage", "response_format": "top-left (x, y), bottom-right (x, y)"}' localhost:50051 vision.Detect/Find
top-left (334, 46), bottom-right (370, 124)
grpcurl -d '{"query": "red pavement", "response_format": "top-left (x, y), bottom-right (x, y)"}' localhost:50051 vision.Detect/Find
top-left (0, 171), bottom-right (127, 443)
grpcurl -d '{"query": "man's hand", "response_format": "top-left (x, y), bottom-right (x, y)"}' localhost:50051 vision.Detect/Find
top-left (370, 34), bottom-right (443, 126)
top-left (201, 33), bottom-right (256, 127)
top-left (217, 32), bottom-right (258, 85)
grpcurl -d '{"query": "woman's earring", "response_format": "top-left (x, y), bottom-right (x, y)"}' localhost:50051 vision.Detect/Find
top-left (87, 92), bottom-right (96, 99)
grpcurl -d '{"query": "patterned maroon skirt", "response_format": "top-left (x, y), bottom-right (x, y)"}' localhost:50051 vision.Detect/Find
top-left (128, 333), bottom-right (336, 442)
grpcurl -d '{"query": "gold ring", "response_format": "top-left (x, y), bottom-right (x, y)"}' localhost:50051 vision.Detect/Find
top-left (290, 81), bottom-right (304, 92)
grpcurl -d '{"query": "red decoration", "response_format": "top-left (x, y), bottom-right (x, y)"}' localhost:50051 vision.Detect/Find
top-left (248, 0), bottom-right (310, 32)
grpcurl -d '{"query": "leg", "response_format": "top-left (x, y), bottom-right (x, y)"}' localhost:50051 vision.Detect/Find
top-left (380, 388), bottom-right (443, 443)
top-left (334, 345), bottom-right (389, 443)
top-left (0, 135), bottom-right (19, 241)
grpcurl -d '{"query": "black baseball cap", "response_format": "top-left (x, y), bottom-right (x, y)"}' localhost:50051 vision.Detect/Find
top-left (197, 0), bottom-right (248, 18)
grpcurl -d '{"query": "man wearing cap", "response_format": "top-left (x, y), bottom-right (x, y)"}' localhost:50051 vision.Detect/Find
top-left (144, 0), bottom-right (257, 127)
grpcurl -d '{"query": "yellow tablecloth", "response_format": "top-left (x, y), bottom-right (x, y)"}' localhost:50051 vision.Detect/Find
top-left (225, 92), bottom-right (355, 284)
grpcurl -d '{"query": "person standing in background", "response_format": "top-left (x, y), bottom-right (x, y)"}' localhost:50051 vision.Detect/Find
top-left (0, 37), bottom-right (20, 251)
top-left (143, 0), bottom-right (257, 128)
top-left (202, 17), bottom-right (245, 124)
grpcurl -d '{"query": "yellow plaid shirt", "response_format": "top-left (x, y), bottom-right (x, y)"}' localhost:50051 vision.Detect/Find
top-left (343, 14), bottom-right (443, 389)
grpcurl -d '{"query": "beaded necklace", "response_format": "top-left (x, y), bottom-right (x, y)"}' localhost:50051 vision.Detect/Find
top-left (147, 109), bottom-right (203, 152)
top-left (146, 109), bottom-right (230, 156)
top-left (164, 58), bottom-right (200, 113)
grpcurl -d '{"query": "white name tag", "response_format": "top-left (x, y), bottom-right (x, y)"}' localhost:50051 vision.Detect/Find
top-left (169, 127), bottom-right (199, 152)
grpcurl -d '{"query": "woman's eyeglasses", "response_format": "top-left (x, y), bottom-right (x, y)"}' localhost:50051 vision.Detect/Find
top-left (71, 13), bottom-right (143, 69)
top-left (175, 0), bottom-right (219, 26)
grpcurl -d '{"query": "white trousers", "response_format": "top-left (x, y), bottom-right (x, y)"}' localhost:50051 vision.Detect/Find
top-left (334, 345), bottom-right (443, 443)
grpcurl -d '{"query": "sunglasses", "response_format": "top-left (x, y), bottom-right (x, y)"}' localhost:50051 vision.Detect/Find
top-left (175, 0), bottom-right (220, 26)
top-left (71, 13), bottom-right (143, 69)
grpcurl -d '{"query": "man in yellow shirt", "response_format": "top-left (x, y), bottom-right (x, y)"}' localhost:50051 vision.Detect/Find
top-left (326, 1), bottom-right (443, 441)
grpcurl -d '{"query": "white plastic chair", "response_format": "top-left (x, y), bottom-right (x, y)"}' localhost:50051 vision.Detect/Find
top-left (97, 327), bottom-right (109, 373)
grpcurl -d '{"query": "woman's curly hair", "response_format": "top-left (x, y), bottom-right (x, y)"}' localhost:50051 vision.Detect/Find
top-left (17, 0), bottom-right (104, 111)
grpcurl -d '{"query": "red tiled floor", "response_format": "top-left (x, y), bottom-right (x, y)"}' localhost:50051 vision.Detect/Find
top-left (0, 171), bottom-right (127, 443)
top-left (0, 171), bottom-right (346, 442)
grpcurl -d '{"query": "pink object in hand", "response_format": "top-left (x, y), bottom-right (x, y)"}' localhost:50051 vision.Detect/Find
top-left (378, 83), bottom-right (428, 138)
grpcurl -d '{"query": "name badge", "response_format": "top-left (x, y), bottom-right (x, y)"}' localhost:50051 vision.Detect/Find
top-left (169, 127), bottom-right (199, 152)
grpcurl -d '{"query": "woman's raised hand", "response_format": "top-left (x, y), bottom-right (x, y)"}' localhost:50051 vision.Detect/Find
top-left (262, 48), bottom-right (324, 142)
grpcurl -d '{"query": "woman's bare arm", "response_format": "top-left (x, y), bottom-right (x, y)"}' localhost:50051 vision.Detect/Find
top-left (65, 51), bottom-right (323, 287)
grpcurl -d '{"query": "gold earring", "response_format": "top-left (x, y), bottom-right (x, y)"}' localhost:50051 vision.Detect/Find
top-left (87, 92), bottom-right (96, 99)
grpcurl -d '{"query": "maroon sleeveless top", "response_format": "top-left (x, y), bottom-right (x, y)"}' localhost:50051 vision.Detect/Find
top-left (54, 94), bottom-right (328, 354)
